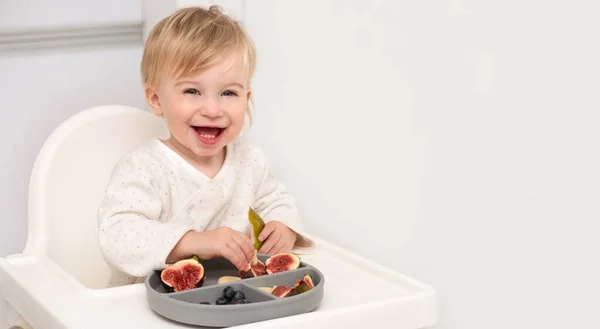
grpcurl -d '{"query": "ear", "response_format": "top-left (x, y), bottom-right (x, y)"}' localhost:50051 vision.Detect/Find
top-left (245, 89), bottom-right (253, 125)
top-left (246, 89), bottom-right (252, 106)
top-left (145, 88), bottom-right (163, 116)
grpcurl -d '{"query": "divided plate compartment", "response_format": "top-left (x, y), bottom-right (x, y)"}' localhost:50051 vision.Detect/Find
top-left (145, 253), bottom-right (325, 328)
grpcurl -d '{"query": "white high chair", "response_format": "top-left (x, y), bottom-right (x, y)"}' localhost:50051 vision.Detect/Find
top-left (0, 105), bottom-right (437, 329)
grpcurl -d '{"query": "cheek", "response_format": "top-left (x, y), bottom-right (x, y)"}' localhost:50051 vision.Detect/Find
top-left (225, 98), bottom-right (249, 119)
top-left (164, 98), bottom-right (194, 123)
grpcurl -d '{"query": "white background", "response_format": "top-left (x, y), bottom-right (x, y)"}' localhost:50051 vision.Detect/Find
top-left (244, 1), bottom-right (600, 328)
top-left (0, 0), bottom-right (147, 255)
top-left (0, 0), bottom-right (141, 29)
top-left (2, 1), bottom-right (600, 328)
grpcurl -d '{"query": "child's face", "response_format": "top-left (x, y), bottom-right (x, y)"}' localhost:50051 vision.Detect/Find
top-left (146, 52), bottom-right (250, 160)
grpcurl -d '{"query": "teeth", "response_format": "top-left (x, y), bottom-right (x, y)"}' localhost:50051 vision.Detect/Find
top-left (199, 133), bottom-right (216, 139)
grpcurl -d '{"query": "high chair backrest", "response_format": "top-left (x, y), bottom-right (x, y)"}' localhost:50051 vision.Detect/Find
top-left (24, 105), bottom-right (169, 289)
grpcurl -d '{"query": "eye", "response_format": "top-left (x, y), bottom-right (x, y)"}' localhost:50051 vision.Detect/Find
top-left (184, 88), bottom-right (200, 95)
top-left (222, 90), bottom-right (238, 97)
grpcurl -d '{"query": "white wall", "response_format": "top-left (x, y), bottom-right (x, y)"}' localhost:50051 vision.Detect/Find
top-left (0, 0), bottom-right (147, 256)
top-left (0, 0), bottom-right (141, 29)
top-left (0, 48), bottom-right (148, 255)
top-left (244, 1), bottom-right (600, 328)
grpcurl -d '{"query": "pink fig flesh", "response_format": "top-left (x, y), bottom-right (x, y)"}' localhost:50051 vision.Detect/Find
top-left (265, 253), bottom-right (300, 274)
top-left (271, 285), bottom-right (296, 298)
top-left (303, 274), bottom-right (315, 288)
top-left (291, 274), bottom-right (315, 294)
top-left (239, 252), bottom-right (267, 278)
top-left (160, 257), bottom-right (205, 292)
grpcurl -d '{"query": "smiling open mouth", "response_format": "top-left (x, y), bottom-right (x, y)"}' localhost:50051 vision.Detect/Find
top-left (193, 126), bottom-right (225, 145)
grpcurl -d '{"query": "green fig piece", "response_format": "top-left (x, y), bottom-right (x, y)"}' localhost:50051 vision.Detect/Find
top-left (248, 207), bottom-right (265, 250)
top-left (293, 274), bottom-right (315, 294)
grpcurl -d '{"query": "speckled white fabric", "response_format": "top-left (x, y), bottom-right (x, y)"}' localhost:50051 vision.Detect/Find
top-left (97, 135), bottom-right (315, 287)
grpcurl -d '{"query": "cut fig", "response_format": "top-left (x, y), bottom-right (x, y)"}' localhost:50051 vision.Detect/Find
top-left (248, 207), bottom-right (265, 250)
top-left (302, 274), bottom-right (315, 288)
top-left (294, 274), bottom-right (315, 294)
top-left (218, 276), bottom-right (241, 284)
top-left (265, 253), bottom-right (301, 274)
top-left (239, 250), bottom-right (267, 278)
top-left (270, 285), bottom-right (296, 298)
top-left (160, 255), bottom-right (205, 292)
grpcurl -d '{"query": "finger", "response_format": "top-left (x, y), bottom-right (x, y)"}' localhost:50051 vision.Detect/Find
top-left (222, 248), bottom-right (244, 271)
top-left (258, 222), bottom-right (276, 242)
top-left (282, 241), bottom-right (294, 253)
top-left (258, 230), bottom-right (278, 254)
top-left (231, 238), bottom-right (253, 269)
top-left (224, 240), bottom-right (248, 271)
top-left (260, 233), bottom-right (281, 255)
top-left (267, 236), bottom-right (286, 255)
top-left (233, 231), bottom-right (255, 262)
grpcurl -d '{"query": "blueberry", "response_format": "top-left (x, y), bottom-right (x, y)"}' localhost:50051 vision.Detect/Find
top-left (222, 286), bottom-right (235, 301)
top-left (215, 297), bottom-right (228, 305)
top-left (232, 290), bottom-right (245, 301)
top-left (198, 301), bottom-right (211, 305)
top-left (231, 298), bottom-right (248, 304)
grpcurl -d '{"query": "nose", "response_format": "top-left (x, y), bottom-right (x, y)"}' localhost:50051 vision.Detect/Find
top-left (199, 96), bottom-right (222, 117)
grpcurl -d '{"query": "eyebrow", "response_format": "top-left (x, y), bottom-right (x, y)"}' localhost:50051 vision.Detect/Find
top-left (175, 81), bottom-right (246, 89)
top-left (224, 82), bottom-right (245, 89)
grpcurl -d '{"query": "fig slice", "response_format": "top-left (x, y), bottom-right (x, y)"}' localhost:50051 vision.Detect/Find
top-left (218, 276), bottom-right (241, 284)
top-left (160, 255), bottom-right (205, 292)
top-left (270, 285), bottom-right (296, 298)
top-left (302, 274), bottom-right (315, 288)
top-left (239, 250), bottom-right (267, 278)
top-left (265, 252), bottom-right (301, 274)
top-left (293, 274), bottom-right (315, 294)
top-left (248, 207), bottom-right (265, 250)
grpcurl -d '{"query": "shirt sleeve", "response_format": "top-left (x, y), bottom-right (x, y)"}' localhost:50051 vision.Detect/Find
top-left (97, 152), bottom-right (193, 277)
top-left (250, 145), bottom-right (317, 253)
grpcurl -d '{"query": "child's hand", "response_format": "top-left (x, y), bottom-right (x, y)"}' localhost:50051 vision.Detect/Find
top-left (257, 221), bottom-right (298, 255)
top-left (196, 227), bottom-right (255, 271)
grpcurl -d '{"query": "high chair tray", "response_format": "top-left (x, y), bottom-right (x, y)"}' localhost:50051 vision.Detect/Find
top-left (0, 237), bottom-right (436, 329)
top-left (145, 253), bottom-right (325, 327)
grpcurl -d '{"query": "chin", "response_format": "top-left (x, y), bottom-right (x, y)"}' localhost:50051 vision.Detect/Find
top-left (191, 146), bottom-right (225, 158)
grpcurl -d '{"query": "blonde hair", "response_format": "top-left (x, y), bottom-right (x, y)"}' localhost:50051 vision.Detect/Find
top-left (141, 5), bottom-right (256, 93)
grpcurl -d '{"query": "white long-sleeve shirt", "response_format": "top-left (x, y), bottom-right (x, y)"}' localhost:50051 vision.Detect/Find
top-left (97, 135), bottom-right (316, 287)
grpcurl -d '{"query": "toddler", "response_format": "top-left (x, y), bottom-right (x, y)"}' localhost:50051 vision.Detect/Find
top-left (97, 5), bottom-right (315, 287)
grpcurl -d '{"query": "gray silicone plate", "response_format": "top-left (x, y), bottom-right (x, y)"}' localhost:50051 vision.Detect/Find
top-left (145, 253), bottom-right (325, 328)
